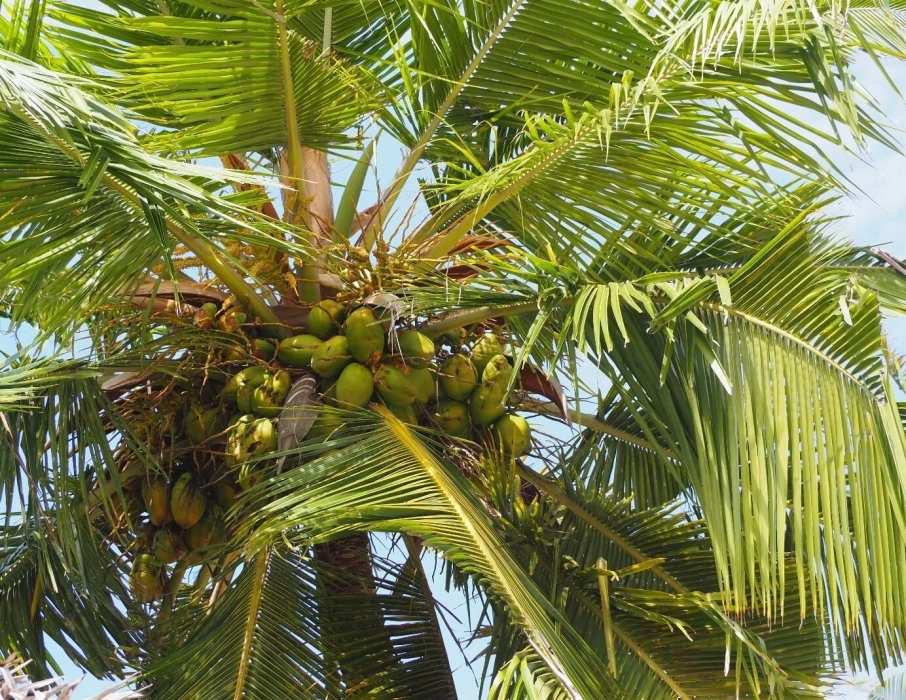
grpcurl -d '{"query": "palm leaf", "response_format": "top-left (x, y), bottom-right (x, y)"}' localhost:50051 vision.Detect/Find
top-left (238, 408), bottom-right (633, 698)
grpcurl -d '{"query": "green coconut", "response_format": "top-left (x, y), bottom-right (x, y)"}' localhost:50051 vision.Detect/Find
top-left (321, 299), bottom-right (347, 324)
top-left (141, 477), bottom-right (171, 527)
top-left (184, 405), bottom-right (225, 445)
top-left (152, 527), bottom-right (185, 564)
top-left (481, 354), bottom-right (512, 394)
top-left (222, 366), bottom-right (270, 405)
top-left (434, 400), bottom-right (471, 438)
top-left (439, 355), bottom-right (478, 400)
top-left (311, 335), bottom-right (353, 379)
top-left (170, 473), bottom-right (207, 529)
top-left (345, 307), bottom-right (385, 364)
top-left (277, 334), bottom-right (322, 368)
top-left (227, 415), bottom-right (278, 464)
top-left (408, 367), bottom-right (436, 404)
top-left (251, 338), bottom-right (276, 361)
top-left (397, 330), bottom-right (434, 368)
top-left (130, 554), bottom-right (163, 603)
top-left (387, 402), bottom-right (418, 424)
top-left (470, 333), bottom-right (505, 375)
top-left (469, 384), bottom-right (507, 426)
top-left (492, 414), bottom-right (532, 456)
top-left (250, 370), bottom-right (291, 418)
top-left (305, 301), bottom-right (339, 340)
top-left (374, 365), bottom-right (417, 406)
top-left (185, 507), bottom-right (217, 550)
top-left (211, 481), bottom-right (237, 509)
top-left (307, 409), bottom-right (344, 440)
top-left (335, 363), bottom-right (375, 408)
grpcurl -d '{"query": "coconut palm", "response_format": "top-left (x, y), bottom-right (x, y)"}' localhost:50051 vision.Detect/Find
top-left (0, 0), bottom-right (905, 696)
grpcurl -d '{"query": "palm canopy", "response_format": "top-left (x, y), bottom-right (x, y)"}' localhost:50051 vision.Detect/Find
top-left (0, 0), bottom-right (904, 696)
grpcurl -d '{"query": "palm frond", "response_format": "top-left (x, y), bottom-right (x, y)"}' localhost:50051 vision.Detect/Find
top-left (238, 408), bottom-right (633, 698)
top-left (0, 53), bottom-right (294, 336)
top-left (51, 0), bottom-right (381, 157)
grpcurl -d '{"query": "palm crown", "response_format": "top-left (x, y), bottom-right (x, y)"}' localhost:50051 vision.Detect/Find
top-left (0, 0), bottom-right (905, 696)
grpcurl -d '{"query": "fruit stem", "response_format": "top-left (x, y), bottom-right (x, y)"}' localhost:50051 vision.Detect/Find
top-left (420, 301), bottom-right (538, 338)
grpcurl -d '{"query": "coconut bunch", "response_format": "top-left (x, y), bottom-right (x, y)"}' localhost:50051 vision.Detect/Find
top-left (113, 297), bottom-right (532, 605)
top-left (274, 300), bottom-right (532, 455)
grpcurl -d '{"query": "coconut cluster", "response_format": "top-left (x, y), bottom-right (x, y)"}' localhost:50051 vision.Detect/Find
top-left (125, 298), bottom-right (532, 604)
top-left (277, 300), bottom-right (532, 456)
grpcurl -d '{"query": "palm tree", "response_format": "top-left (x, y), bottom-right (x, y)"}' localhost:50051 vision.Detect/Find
top-left (0, 0), bottom-right (904, 696)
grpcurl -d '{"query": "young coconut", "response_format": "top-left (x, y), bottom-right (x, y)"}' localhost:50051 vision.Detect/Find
top-left (434, 400), bottom-right (471, 438)
top-left (345, 307), bottom-right (385, 363)
top-left (222, 366), bottom-right (270, 405)
top-left (492, 414), bottom-right (532, 456)
top-left (185, 507), bottom-right (217, 550)
top-left (184, 405), bottom-right (225, 445)
top-left (335, 363), bottom-right (375, 408)
top-left (307, 301), bottom-right (341, 339)
top-left (470, 332), bottom-right (505, 375)
top-left (152, 527), bottom-right (186, 564)
top-left (170, 473), bottom-right (206, 529)
top-left (277, 334), bottom-right (322, 368)
top-left (397, 330), bottom-right (434, 368)
top-left (408, 367), bottom-right (436, 404)
top-left (439, 355), bottom-right (478, 400)
top-left (374, 365), bottom-right (417, 406)
top-left (141, 477), bottom-right (171, 527)
top-left (470, 384), bottom-right (507, 426)
top-left (311, 336), bottom-right (353, 379)
top-left (250, 370), bottom-right (291, 418)
top-left (130, 553), bottom-right (163, 603)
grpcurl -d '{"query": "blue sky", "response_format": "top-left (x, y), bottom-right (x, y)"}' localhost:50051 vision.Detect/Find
top-left (1, 27), bottom-right (904, 700)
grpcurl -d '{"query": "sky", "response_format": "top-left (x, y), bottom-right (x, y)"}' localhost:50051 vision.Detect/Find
top-left (1, 17), bottom-right (905, 700)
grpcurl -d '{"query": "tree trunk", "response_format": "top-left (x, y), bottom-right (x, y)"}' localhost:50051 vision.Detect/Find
top-left (313, 534), bottom-right (401, 696)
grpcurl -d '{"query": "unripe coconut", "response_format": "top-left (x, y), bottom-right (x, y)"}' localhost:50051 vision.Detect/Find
top-left (408, 367), bottom-right (436, 404)
top-left (184, 405), bottom-right (225, 445)
top-left (227, 415), bottom-right (277, 464)
top-left (439, 355), bottom-right (478, 400)
top-left (470, 333), bottom-right (504, 375)
top-left (387, 402), bottom-right (418, 424)
top-left (194, 302), bottom-right (218, 329)
top-left (373, 365), bottom-right (417, 406)
top-left (130, 554), bottom-right (163, 603)
top-left (397, 330), bottom-right (434, 368)
top-left (307, 301), bottom-right (341, 339)
top-left (492, 414), bottom-right (532, 456)
top-left (251, 338), bottom-right (276, 361)
top-left (311, 335), bottom-right (353, 379)
top-left (443, 327), bottom-right (469, 350)
top-left (481, 354), bottom-right (512, 396)
top-left (211, 481), bottom-right (237, 509)
top-left (219, 309), bottom-right (247, 333)
top-left (469, 384), bottom-right (506, 425)
top-left (308, 409), bottom-right (344, 440)
top-left (345, 307), bottom-right (385, 364)
top-left (277, 334), bottom-right (322, 368)
top-left (434, 400), bottom-right (471, 438)
top-left (250, 370), bottom-right (291, 418)
top-left (185, 507), bottom-right (217, 550)
top-left (335, 363), bottom-right (375, 408)
top-left (238, 460), bottom-right (261, 490)
top-left (171, 473), bottom-right (206, 529)
top-left (321, 299), bottom-right (347, 324)
top-left (152, 527), bottom-right (185, 564)
top-left (141, 477), bottom-right (171, 527)
top-left (222, 366), bottom-right (270, 405)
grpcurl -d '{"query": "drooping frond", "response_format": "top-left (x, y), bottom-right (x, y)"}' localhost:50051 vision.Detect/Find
top-left (237, 409), bottom-right (634, 698)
